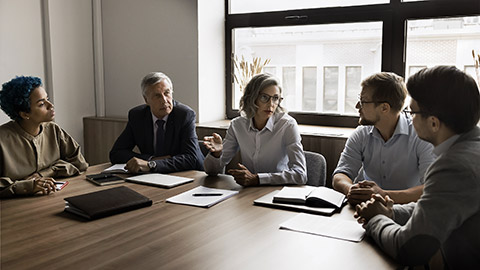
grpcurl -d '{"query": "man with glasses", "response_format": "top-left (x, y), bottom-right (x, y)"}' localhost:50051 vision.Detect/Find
top-left (109, 72), bottom-right (204, 173)
top-left (333, 72), bottom-right (435, 205)
top-left (354, 66), bottom-right (480, 268)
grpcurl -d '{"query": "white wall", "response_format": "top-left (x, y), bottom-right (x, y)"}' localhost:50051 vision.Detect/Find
top-left (101, 0), bottom-right (200, 119)
top-left (0, 0), bottom-right (95, 149)
top-left (48, 0), bottom-right (96, 148)
top-left (0, 0), bottom-right (46, 124)
top-left (198, 0), bottom-right (226, 123)
top-left (1, 0), bottom-right (225, 152)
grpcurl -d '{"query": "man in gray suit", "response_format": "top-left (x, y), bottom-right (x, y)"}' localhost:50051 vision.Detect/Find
top-left (354, 66), bottom-right (480, 268)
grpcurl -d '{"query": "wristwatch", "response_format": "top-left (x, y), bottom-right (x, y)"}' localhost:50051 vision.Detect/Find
top-left (147, 160), bottom-right (157, 171)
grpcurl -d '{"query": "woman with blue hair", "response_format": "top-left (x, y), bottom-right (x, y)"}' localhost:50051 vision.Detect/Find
top-left (0, 76), bottom-right (88, 198)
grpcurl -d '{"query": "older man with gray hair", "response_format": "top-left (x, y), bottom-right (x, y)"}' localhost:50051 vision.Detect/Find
top-left (110, 72), bottom-right (204, 173)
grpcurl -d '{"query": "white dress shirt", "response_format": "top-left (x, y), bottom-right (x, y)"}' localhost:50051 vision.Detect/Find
top-left (204, 112), bottom-right (307, 185)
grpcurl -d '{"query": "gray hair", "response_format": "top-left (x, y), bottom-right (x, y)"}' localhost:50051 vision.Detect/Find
top-left (141, 72), bottom-right (174, 97)
top-left (239, 73), bottom-right (284, 118)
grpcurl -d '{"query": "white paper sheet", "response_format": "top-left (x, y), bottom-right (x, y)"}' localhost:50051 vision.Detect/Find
top-left (280, 213), bottom-right (365, 242)
top-left (166, 186), bottom-right (239, 208)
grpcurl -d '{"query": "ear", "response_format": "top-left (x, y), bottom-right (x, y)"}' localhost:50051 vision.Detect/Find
top-left (380, 102), bottom-right (390, 113)
top-left (428, 116), bottom-right (441, 133)
top-left (19, 111), bottom-right (30, 120)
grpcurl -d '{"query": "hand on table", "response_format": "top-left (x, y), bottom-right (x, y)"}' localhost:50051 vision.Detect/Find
top-left (347, 180), bottom-right (386, 205)
top-left (31, 176), bottom-right (56, 195)
top-left (125, 157), bottom-right (149, 173)
top-left (354, 193), bottom-right (394, 225)
top-left (227, 163), bottom-right (259, 187)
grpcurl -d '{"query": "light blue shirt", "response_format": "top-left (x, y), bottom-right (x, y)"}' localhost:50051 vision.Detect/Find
top-left (333, 113), bottom-right (435, 190)
top-left (204, 112), bottom-right (307, 185)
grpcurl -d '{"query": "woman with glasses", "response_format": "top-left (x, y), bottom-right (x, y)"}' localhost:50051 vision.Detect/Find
top-left (0, 76), bottom-right (88, 198)
top-left (203, 73), bottom-right (307, 186)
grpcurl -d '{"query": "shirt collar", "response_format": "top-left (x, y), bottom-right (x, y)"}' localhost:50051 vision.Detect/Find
top-left (433, 134), bottom-right (460, 156)
top-left (151, 112), bottom-right (169, 126)
top-left (248, 113), bottom-right (278, 132)
top-left (13, 121), bottom-right (44, 139)
top-left (368, 113), bottom-right (409, 138)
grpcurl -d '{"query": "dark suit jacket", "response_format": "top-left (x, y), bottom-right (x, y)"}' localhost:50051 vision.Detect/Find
top-left (109, 101), bottom-right (204, 173)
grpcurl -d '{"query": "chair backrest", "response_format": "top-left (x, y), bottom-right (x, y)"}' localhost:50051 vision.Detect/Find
top-left (304, 151), bottom-right (327, 186)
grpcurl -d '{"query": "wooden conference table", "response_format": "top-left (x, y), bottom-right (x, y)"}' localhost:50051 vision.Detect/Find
top-left (1, 164), bottom-right (399, 269)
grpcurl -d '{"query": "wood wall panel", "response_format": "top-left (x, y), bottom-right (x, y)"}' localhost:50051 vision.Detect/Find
top-left (83, 117), bottom-right (127, 165)
top-left (84, 117), bottom-right (349, 186)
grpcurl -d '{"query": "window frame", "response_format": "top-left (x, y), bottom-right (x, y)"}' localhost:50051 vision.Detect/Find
top-left (225, 0), bottom-right (480, 128)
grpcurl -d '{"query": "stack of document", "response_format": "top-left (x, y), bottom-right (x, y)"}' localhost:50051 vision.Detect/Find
top-left (166, 186), bottom-right (239, 208)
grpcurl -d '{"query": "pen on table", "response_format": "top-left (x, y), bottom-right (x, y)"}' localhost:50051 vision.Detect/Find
top-left (192, 193), bottom-right (223, 197)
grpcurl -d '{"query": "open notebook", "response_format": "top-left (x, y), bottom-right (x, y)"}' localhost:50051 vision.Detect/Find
top-left (254, 190), bottom-right (339, 216)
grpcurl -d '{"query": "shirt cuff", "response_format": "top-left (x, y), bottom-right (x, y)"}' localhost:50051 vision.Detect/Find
top-left (13, 179), bottom-right (36, 195)
top-left (204, 153), bottom-right (224, 176)
top-left (257, 173), bottom-right (270, 185)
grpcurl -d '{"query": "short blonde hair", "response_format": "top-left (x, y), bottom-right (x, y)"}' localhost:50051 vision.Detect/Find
top-left (239, 73), bottom-right (284, 118)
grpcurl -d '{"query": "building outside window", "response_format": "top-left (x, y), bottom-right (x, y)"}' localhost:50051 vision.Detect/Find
top-left (227, 0), bottom-right (480, 127)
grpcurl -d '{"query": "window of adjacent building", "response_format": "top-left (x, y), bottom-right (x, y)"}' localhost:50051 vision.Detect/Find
top-left (405, 16), bottom-right (480, 84)
top-left (232, 22), bottom-right (382, 116)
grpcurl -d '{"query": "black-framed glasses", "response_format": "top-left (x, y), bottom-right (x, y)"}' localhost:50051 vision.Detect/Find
top-left (258, 93), bottom-right (283, 104)
top-left (403, 109), bottom-right (427, 117)
top-left (357, 99), bottom-right (387, 108)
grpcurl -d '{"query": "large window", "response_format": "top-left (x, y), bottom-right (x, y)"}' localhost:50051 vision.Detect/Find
top-left (226, 0), bottom-right (480, 127)
top-left (232, 22), bottom-right (382, 116)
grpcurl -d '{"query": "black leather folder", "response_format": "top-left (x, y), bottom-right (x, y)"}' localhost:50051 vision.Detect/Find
top-left (64, 186), bottom-right (152, 220)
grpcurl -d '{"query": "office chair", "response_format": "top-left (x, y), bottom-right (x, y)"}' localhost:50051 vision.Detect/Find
top-left (304, 151), bottom-right (327, 186)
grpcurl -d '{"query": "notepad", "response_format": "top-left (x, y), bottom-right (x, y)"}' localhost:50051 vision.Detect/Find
top-left (64, 186), bottom-right (152, 220)
top-left (126, 173), bottom-right (193, 188)
top-left (273, 186), bottom-right (345, 208)
top-left (280, 213), bottom-right (365, 242)
top-left (166, 186), bottom-right (239, 208)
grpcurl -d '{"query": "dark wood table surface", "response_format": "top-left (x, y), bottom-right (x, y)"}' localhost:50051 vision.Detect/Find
top-left (1, 163), bottom-right (398, 269)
